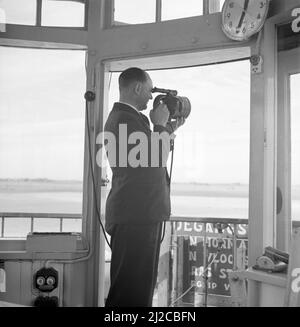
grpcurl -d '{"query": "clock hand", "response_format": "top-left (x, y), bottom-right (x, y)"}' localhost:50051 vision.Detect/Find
top-left (237, 0), bottom-right (250, 30)
top-left (234, 2), bottom-right (257, 21)
top-left (243, 9), bottom-right (256, 21)
top-left (237, 11), bottom-right (246, 30)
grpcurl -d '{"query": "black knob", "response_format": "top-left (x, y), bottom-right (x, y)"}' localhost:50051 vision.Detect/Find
top-left (84, 91), bottom-right (96, 102)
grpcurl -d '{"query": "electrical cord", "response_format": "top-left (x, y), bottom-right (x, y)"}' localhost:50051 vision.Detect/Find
top-left (85, 97), bottom-right (111, 250)
top-left (160, 221), bottom-right (166, 244)
top-left (160, 134), bottom-right (175, 244)
top-left (41, 55), bottom-right (109, 266)
top-left (42, 93), bottom-right (113, 267)
top-left (84, 55), bottom-right (111, 250)
top-left (169, 139), bottom-right (175, 184)
top-left (44, 235), bottom-right (92, 267)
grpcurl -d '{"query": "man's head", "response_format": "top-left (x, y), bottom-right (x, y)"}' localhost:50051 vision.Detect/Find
top-left (118, 67), bottom-right (153, 111)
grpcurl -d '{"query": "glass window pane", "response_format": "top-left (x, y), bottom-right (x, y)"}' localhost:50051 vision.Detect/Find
top-left (62, 218), bottom-right (82, 233)
top-left (42, 0), bottom-right (85, 27)
top-left (4, 218), bottom-right (31, 238)
top-left (34, 218), bottom-right (60, 232)
top-left (291, 74), bottom-right (300, 221)
top-left (162, 0), bottom-right (203, 21)
top-left (114, 0), bottom-right (156, 24)
top-left (108, 61), bottom-right (250, 220)
top-left (0, 0), bottom-right (36, 25)
top-left (0, 47), bottom-right (85, 235)
top-left (151, 64), bottom-right (250, 219)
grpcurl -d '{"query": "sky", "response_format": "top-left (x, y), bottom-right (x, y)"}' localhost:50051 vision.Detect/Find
top-left (0, 45), bottom-right (251, 184)
top-left (0, 0), bottom-right (299, 185)
top-left (0, 0), bottom-right (85, 26)
top-left (109, 62), bottom-right (251, 184)
top-left (0, 47), bottom-right (86, 181)
top-left (291, 74), bottom-right (300, 185)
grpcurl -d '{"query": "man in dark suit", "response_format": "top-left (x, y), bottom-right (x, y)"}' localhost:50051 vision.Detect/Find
top-left (104, 67), bottom-right (184, 307)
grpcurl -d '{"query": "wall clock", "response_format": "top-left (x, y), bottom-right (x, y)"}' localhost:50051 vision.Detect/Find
top-left (221, 0), bottom-right (270, 41)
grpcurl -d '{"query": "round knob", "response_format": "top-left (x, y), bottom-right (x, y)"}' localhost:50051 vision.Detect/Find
top-left (46, 276), bottom-right (56, 286)
top-left (36, 276), bottom-right (45, 286)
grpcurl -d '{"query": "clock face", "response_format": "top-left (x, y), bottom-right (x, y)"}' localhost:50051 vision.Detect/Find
top-left (222, 0), bottom-right (269, 41)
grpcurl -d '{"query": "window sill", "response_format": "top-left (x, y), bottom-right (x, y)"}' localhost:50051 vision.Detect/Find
top-left (0, 237), bottom-right (87, 260)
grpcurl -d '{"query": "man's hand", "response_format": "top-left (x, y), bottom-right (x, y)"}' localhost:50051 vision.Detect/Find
top-left (150, 103), bottom-right (169, 127)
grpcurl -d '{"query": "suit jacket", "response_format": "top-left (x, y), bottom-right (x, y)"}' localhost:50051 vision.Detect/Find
top-left (104, 102), bottom-right (171, 232)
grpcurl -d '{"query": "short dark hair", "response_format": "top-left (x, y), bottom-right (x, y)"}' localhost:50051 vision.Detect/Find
top-left (119, 67), bottom-right (148, 89)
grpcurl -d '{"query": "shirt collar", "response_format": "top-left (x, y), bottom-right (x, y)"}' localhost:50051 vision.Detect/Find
top-left (118, 101), bottom-right (140, 114)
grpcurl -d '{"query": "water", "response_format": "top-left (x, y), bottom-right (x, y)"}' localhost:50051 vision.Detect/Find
top-left (1, 190), bottom-right (300, 238)
top-left (171, 195), bottom-right (248, 218)
top-left (0, 190), bottom-right (246, 235)
top-left (0, 192), bottom-right (82, 214)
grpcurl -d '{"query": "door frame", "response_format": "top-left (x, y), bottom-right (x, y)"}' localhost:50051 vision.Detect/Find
top-left (248, 5), bottom-right (300, 264)
top-left (277, 46), bottom-right (300, 251)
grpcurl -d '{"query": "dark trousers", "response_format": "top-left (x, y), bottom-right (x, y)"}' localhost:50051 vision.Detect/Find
top-left (105, 222), bottom-right (162, 307)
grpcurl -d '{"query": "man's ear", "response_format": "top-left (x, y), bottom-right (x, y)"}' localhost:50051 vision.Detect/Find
top-left (134, 82), bottom-right (142, 95)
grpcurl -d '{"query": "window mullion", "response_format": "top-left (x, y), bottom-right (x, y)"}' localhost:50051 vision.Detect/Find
top-left (156, 0), bottom-right (162, 22)
top-left (36, 0), bottom-right (42, 26)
